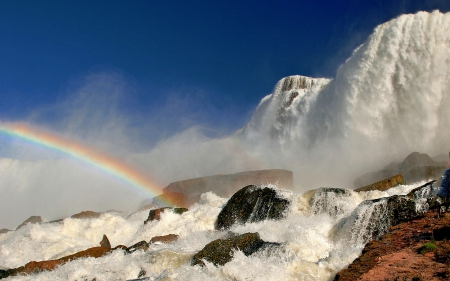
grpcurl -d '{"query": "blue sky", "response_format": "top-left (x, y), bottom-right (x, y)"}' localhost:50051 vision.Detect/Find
top-left (1, 0), bottom-right (450, 136)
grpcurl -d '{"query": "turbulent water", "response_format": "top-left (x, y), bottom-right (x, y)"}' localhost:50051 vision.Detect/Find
top-left (2, 10), bottom-right (450, 281)
top-left (0, 182), bottom-right (429, 281)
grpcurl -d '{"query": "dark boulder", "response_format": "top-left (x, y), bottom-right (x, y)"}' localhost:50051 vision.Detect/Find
top-left (144, 207), bottom-right (188, 224)
top-left (99, 234), bottom-right (111, 249)
top-left (215, 185), bottom-right (290, 230)
top-left (191, 232), bottom-right (266, 266)
top-left (16, 216), bottom-right (42, 230)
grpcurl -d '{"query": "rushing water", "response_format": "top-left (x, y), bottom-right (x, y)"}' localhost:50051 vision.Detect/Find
top-left (0, 182), bottom-right (433, 281)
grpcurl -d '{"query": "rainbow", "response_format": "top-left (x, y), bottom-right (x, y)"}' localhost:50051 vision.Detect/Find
top-left (0, 122), bottom-right (175, 206)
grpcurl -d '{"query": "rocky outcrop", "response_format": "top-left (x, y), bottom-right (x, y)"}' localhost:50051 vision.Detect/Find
top-left (16, 216), bottom-right (42, 230)
top-left (334, 210), bottom-right (450, 281)
top-left (163, 169), bottom-right (294, 206)
top-left (191, 232), bottom-right (266, 266)
top-left (71, 210), bottom-right (101, 219)
top-left (126, 241), bottom-right (149, 254)
top-left (337, 181), bottom-right (437, 244)
top-left (354, 152), bottom-right (448, 188)
top-left (99, 234), bottom-right (111, 249)
top-left (355, 174), bottom-right (405, 192)
top-left (215, 185), bottom-right (291, 230)
top-left (143, 207), bottom-right (188, 224)
top-left (0, 245), bottom-right (117, 279)
top-left (0, 229), bottom-right (10, 234)
top-left (152, 192), bottom-right (187, 208)
top-left (150, 234), bottom-right (179, 244)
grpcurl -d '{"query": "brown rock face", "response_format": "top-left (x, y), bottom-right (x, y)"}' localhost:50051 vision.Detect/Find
top-left (99, 234), bottom-right (111, 249)
top-left (16, 216), bottom-right (42, 230)
top-left (143, 207), bottom-right (188, 224)
top-left (163, 169), bottom-right (293, 206)
top-left (355, 174), bottom-right (406, 192)
top-left (150, 234), bottom-right (179, 244)
top-left (152, 192), bottom-right (187, 208)
top-left (71, 210), bottom-right (101, 219)
top-left (334, 210), bottom-right (450, 281)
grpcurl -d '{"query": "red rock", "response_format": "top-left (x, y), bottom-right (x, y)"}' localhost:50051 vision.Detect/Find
top-left (334, 210), bottom-right (450, 281)
top-left (150, 234), bottom-right (179, 244)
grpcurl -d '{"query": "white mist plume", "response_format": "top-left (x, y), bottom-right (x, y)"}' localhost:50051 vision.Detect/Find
top-left (238, 10), bottom-right (450, 188)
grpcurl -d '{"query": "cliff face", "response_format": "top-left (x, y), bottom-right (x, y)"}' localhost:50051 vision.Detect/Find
top-left (161, 169), bottom-right (293, 206)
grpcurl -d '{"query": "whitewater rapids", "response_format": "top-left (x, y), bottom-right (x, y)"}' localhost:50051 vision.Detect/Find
top-left (0, 183), bottom-right (426, 281)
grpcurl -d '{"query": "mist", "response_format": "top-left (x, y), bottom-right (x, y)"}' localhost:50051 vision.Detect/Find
top-left (2, 11), bottom-right (450, 230)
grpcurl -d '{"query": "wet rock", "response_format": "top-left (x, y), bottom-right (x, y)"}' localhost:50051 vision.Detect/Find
top-left (144, 207), bottom-right (188, 224)
top-left (310, 187), bottom-right (353, 218)
top-left (126, 241), bottom-right (149, 254)
top-left (191, 232), bottom-right (266, 266)
top-left (100, 234), bottom-right (111, 249)
top-left (337, 181), bottom-right (436, 244)
top-left (16, 216), bottom-right (42, 230)
top-left (355, 174), bottom-right (406, 192)
top-left (71, 210), bottom-right (101, 219)
top-left (150, 234), bottom-right (179, 244)
top-left (215, 185), bottom-right (290, 230)
top-left (333, 209), bottom-right (450, 281)
top-left (0, 229), bottom-right (10, 234)
top-left (163, 169), bottom-right (294, 206)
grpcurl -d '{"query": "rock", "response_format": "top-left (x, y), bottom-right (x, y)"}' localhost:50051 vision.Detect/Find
top-left (16, 216), bottom-right (42, 230)
top-left (143, 207), bottom-right (188, 224)
top-left (191, 232), bottom-right (266, 266)
top-left (404, 165), bottom-right (448, 186)
top-left (215, 185), bottom-right (291, 230)
top-left (310, 187), bottom-right (353, 218)
top-left (333, 209), bottom-right (450, 281)
top-left (126, 241), bottom-right (149, 254)
top-left (152, 192), bottom-right (187, 208)
top-left (163, 169), bottom-right (294, 206)
top-left (71, 210), bottom-right (101, 219)
top-left (337, 181), bottom-right (436, 244)
top-left (150, 234), bottom-right (179, 244)
top-left (354, 152), bottom-right (448, 188)
top-left (433, 226), bottom-right (450, 240)
top-left (354, 174), bottom-right (405, 192)
top-left (100, 234), bottom-right (111, 249)
top-left (0, 229), bottom-right (10, 234)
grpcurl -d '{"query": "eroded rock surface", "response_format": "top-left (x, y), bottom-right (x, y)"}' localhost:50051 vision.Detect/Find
top-left (191, 232), bottom-right (266, 266)
top-left (215, 185), bottom-right (290, 230)
top-left (334, 210), bottom-right (450, 281)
